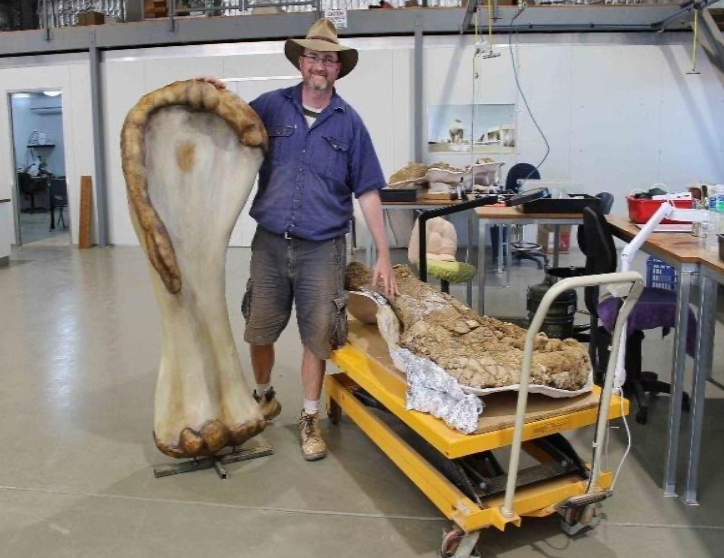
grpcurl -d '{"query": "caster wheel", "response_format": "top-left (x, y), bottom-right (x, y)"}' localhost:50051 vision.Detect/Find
top-left (327, 399), bottom-right (342, 425)
top-left (682, 394), bottom-right (691, 413)
top-left (635, 407), bottom-right (648, 425)
top-left (440, 528), bottom-right (480, 558)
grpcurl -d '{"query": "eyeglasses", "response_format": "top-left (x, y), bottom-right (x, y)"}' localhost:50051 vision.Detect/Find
top-left (300, 54), bottom-right (340, 68)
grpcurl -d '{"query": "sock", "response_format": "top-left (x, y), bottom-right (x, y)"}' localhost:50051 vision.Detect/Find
top-left (303, 398), bottom-right (320, 415)
top-left (256, 383), bottom-right (271, 396)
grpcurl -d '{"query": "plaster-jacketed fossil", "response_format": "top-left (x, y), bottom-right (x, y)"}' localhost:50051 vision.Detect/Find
top-left (121, 80), bottom-right (268, 458)
top-left (345, 262), bottom-right (591, 391)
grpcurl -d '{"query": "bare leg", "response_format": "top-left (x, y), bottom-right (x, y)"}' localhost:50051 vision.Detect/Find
top-left (301, 346), bottom-right (326, 401)
top-left (250, 344), bottom-right (274, 385)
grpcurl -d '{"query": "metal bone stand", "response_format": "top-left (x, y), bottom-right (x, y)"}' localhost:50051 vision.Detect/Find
top-left (154, 444), bottom-right (274, 480)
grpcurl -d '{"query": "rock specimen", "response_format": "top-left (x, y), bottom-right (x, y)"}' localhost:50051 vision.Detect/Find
top-left (346, 262), bottom-right (590, 391)
top-left (122, 80), bottom-right (268, 458)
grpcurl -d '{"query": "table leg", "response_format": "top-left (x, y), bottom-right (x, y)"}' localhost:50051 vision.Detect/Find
top-left (553, 225), bottom-right (561, 267)
top-left (497, 225), bottom-right (504, 274)
top-left (663, 268), bottom-right (694, 497)
top-left (505, 224), bottom-right (512, 287)
top-left (477, 222), bottom-right (488, 316)
top-left (466, 211), bottom-right (474, 307)
top-left (684, 275), bottom-right (716, 505)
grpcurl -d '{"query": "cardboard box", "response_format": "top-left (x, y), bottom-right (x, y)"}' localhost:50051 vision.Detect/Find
top-left (144, 0), bottom-right (168, 18)
top-left (537, 224), bottom-right (571, 254)
top-left (77, 11), bottom-right (105, 26)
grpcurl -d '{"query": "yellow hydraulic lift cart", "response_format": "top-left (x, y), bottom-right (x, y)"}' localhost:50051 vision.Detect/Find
top-left (325, 272), bottom-right (642, 557)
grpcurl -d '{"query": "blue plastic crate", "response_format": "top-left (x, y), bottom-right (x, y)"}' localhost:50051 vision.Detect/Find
top-left (646, 256), bottom-right (678, 291)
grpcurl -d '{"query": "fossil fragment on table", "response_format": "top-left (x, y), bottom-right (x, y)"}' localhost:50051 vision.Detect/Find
top-left (345, 261), bottom-right (590, 392)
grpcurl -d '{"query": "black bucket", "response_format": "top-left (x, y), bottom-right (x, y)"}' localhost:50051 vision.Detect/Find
top-left (527, 275), bottom-right (577, 340)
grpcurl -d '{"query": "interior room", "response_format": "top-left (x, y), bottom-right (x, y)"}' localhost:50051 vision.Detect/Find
top-left (1, 2), bottom-right (724, 557)
top-left (9, 90), bottom-right (70, 246)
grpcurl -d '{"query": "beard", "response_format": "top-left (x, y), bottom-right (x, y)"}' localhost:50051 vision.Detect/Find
top-left (303, 72), bottom-right (332, 92)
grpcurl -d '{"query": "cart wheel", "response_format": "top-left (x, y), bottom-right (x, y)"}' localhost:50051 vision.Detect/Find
top-left (327, 399), bottom-right (342, 425)
top-left (440, 528), bottom-right (480, 558)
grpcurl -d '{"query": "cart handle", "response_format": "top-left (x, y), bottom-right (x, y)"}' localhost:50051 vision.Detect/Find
top-left (500, 271), bottom-right (644, 519)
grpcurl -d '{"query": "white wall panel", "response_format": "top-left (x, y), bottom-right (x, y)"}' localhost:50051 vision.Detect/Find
top-left (141, 57), bottom-right (224, 92)
top-left (658, 44), bottom-right (724, 188)
top-left (102, 60), bottom-right (145, 246)
top-left (512, 44), bottom-right (573, 182)
top-left (569, 45), bottom-right (663, 214)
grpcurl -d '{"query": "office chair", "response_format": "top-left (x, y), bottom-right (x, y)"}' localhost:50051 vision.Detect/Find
top-left (18, 171), bottom-right (48, 213)
top-left (502, 163), bottom-right (547, 269)
top-left (580, 206), bottom-right (691, 425)
top-left (49, 178), bottom-right (68, 231)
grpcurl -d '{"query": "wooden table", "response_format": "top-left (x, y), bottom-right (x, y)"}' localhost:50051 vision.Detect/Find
top-left (475, 206), bottom-right (583, 316)
top-left (606, 215), bottom-right (711, 503)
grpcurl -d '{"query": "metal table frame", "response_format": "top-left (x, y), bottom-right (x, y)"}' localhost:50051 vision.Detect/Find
top-left (606, 219), bottom-right (700, 502)
top-left (684, 262), bottom-right (720, 505)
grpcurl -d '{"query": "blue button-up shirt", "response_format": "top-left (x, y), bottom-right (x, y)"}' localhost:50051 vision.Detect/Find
top-left (249, 84), bottom-right (385, 241)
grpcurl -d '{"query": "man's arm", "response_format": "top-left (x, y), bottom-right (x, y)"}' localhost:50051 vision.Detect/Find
top-left (358, 189), bottom-right (399, 298)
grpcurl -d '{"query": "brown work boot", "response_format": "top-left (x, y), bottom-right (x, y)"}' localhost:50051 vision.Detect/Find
top-left (297, 411), bottom-right (327, 462)
top-left (253, 387), bottom-right (282, 422)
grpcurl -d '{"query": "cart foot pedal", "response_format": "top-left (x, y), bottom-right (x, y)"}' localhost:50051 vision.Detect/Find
top-left (558, 491), bottom-right (610, 536)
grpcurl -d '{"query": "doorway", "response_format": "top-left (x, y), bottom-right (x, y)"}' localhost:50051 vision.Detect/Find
top-left (9, 90), bottom-right (70, 246)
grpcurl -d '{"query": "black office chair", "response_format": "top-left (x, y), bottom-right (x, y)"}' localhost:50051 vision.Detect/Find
top-left (18, 171), bottom-right (48, 213)
top-left (502, 163), bottom-right (547, 268)
top-left (49, 178), bottom-right (68, 231)
top-left (580, 206), bottom-right (690, 424)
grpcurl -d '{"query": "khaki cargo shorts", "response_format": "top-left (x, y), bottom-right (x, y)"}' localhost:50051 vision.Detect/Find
top-left (242, 227), bottom-right (348, 360)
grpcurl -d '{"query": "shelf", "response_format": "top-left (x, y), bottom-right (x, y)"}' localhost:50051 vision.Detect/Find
top-left (27, 144), bottom-right (55, 147)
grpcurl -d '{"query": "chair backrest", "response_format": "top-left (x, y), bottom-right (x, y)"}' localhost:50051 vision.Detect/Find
top-left (49, 178), bottom-right (67, 202)
top-left (578, 192), bottom-right (614, 256)
top-left (596, 192), bottom-right (614, 215)
top-left (505, 163), bottom-right (540, 193)
top-left (581, 206), bottom-right (618, 315)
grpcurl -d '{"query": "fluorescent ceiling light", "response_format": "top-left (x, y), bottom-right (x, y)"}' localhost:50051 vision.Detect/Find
top-left (12, 93), bottom-right (30, 99)
top-left (43, 90), bottom-right (62, 97)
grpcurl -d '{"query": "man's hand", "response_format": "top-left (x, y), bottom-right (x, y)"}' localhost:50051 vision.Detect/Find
top-left (372, 257), bottom-right (399, 299)
top-left (196, 76), bottom-right (226, 90)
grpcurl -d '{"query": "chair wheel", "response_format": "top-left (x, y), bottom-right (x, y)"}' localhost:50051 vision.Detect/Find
top-left (682, 394), bottom-right (691, 413)
top-left (635, 407), bottom-right (648, 425)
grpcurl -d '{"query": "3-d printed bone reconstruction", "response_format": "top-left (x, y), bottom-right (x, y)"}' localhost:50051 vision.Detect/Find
top-left (121, 80), bottom-right (268, 458)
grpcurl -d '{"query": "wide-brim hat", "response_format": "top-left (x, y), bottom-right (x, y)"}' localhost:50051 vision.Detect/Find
top-left (285, 18), bottom-right (358, 80)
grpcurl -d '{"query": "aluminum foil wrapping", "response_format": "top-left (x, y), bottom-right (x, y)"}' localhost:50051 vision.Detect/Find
top-left (394, 348), bottom-right (483, 435)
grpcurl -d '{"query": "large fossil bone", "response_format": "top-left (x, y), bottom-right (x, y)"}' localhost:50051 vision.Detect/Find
top-left (346, 262), bottom-right (590, 391)
top-left (121, 80), bottom-right (268, 458)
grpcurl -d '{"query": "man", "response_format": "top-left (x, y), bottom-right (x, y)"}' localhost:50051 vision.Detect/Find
top-left (200, 19), bottom-right (398, 462)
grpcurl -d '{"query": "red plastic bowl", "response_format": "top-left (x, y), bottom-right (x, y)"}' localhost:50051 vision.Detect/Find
top-left (626, 196), bottom-right (695, 224)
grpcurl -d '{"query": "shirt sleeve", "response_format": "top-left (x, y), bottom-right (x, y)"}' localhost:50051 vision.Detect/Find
top-left (348, 121), bottom-right (386, 199)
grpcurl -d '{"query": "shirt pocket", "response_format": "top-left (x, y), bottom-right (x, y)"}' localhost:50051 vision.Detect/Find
top-left (267, 124), bottom-right (296, 165)
top-left (320, 135), bottom-right (350, 183)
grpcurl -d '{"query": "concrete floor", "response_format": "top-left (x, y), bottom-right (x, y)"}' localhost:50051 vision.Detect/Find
top-left (17, 210), bottom-right (70, 245)
top-left (1, 239), bottom-right (724, 558)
